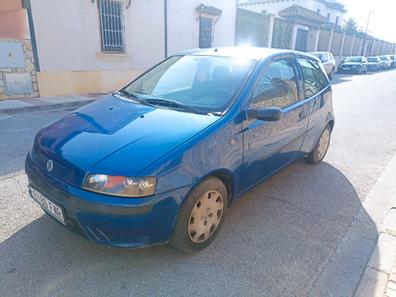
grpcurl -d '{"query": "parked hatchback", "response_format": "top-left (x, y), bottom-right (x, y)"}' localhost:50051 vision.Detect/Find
top-left (26, 48), bottom-right (334, 253)
top-left (338, 56), bottom-right (368, 74)
top-left (366, 56), bottom-right (381, 72)
top-left (310, 51), bottom-right (336, 79)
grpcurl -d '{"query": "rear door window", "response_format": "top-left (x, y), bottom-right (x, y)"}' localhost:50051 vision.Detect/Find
top-left (251, 58), bottom-right (299, 109)
top-left (297, 59), bottom-right (329, 99)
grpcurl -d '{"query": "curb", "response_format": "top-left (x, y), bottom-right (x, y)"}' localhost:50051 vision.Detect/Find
top-left (0, 99), bottom-right (95, 115)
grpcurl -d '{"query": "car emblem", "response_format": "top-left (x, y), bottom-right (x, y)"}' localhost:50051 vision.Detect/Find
top-left (46, 160), bottom-right (54, 172)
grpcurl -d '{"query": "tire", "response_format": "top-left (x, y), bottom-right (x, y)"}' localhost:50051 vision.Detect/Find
top-left (170, 177), bottom-right (228, 253)
top-left (305, 124), bottom-right (331, 164)
top-left (328, 69), bottom-right (334, 80)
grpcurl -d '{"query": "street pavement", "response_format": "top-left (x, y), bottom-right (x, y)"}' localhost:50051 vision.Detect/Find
top-left (1, 70), bottom-right (396, 297)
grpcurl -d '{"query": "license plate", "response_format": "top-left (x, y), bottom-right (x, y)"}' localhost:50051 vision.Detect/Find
top-left (29, 187), bottom-right (66, 225)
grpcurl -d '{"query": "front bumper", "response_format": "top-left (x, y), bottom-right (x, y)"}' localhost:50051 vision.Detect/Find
top-left (25, 154), bottom-right (190, 248)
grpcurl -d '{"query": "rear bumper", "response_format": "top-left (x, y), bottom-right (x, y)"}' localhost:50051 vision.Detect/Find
top-left (337, 67), bottom-right (360, 73)
top-left (25, 154), bottom-right (190, 248)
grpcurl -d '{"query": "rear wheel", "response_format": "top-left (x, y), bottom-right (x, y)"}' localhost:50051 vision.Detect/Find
top-left (328, 68), bottom-right (335, 80)
top-left (170, 177), bottom-right (228, 253)
top-left (305, 124), bottom-right (331, 164)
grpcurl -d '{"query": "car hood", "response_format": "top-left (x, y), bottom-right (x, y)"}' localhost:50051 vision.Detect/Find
top-left (32, 94), bottom-right (218, 187)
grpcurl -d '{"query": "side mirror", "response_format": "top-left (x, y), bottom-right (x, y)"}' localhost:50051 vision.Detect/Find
top-left (247, 107), bottom-right (282, 122)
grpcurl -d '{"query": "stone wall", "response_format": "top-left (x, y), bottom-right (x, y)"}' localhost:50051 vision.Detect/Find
top-left (0, 39), bottom-right (38, 100)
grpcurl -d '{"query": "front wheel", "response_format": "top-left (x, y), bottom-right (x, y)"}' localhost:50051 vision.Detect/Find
top-left (170, 177), bottom-right (228, 253)
top-left (305, 124), bottom-right (331, 164)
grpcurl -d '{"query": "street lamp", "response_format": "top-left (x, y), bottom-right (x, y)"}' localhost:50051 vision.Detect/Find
top-left (361, 9), bottom-right (374, 56)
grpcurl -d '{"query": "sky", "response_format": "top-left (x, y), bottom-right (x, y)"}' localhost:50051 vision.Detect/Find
top-left (342, 0), bottom-right (396, 43)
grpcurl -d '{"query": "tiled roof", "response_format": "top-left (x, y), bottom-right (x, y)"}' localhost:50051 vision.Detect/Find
top-left (279, 5), bottom-right (328, 24)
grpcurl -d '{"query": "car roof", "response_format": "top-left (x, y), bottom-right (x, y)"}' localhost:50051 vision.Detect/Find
top-left (177, 47), bottom-right (314, 61)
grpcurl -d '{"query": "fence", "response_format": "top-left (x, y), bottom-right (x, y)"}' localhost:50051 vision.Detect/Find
top-left (236, 9), bottom-right (396, 66)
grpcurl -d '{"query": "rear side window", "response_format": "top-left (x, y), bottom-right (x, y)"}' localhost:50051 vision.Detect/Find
top-left (297, 59), bottom-right (329, 99)
top-left (251, 58), bottom-right (299, 109)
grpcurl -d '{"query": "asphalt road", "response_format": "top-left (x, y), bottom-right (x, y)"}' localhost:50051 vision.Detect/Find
top-left (1, 70), bottom-right (396, 297)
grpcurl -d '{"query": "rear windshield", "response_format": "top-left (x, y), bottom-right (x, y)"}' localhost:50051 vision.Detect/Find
top-left (367, 57), bottom-right (378, 62)
top-left (344, 57), bottom-right (362, 63)
top-left (380, 56), bottom-right (388, 61)
top-left (311, 53), bottom-right (323, 60)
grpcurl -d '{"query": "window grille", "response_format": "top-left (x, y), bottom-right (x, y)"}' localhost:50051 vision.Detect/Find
top-left (99, 0), bottom-right (125, 53)
top-left (199, 17), bottom-right (213, 48)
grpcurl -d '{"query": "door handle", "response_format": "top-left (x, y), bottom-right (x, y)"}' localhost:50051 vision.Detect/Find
top-left (299, 110), bottom-right (308, 120)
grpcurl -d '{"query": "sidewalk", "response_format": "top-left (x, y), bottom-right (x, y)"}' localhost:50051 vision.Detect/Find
top-left (0, 93), bottom-right (103, 114)
top-left (355, 205), bottom-right (396, 297)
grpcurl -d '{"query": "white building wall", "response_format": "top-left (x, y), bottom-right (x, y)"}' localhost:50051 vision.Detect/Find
top-left (29, 0), bottom-right (237, 96)
top-left (167, 0), bottom-right (237, 56)
top-left (31, 0), bottom-right (165, 72)
top-left (31, 0), bottom-right (236, 72)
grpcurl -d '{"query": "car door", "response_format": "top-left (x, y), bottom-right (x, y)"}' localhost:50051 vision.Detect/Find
top-left (240, 55), bottom-right (309, 191)
top-left (297, 57), bottom-right (332, 154)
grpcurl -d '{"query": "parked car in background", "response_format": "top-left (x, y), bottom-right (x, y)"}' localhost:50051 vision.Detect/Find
top-left (25, 47), bottom-right (334, 253)
top-left (379, 55), bottom-right (392, 70)
top-left (366, 56), bottom-right (381, 72)
top-left (337, 56), bottom-right (368, 74)
top-left (389, 55), bottom-right (396, 68)
top-left (310, 51), bottom-right (336, 79)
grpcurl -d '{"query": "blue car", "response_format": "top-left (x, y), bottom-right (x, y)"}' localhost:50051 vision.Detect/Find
top-left (26, 48), bottom-right (334, 253)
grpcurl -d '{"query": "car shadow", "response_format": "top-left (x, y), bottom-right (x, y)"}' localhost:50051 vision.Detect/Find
top-left (331, 74), bottom-right (354, 85)
top-left (0, 160), bottom-right (379, 297)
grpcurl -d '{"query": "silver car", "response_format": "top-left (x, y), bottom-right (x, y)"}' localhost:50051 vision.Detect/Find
top-left (310, 51), bottom-right (336, 79)
top-left (379, 55), bottom-right (392, 70)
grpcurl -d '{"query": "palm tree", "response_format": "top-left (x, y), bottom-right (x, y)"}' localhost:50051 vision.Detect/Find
top-left (343, 18), bottom-right (358, 35)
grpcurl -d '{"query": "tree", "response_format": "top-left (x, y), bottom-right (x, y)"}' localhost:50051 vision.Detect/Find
top-left (343, 18), bottom-right (358, 35)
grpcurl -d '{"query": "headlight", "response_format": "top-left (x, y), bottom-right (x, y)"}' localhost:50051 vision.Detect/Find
top-left (83, 174), bottom-right (156, 197)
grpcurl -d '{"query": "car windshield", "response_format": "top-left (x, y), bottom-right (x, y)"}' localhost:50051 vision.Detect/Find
top-left (380, 56), bottom-right (388, 61)
top-left (123, 55), bottom-right (255, 114)
top-left (344, 57), bottom-right (362, 63)
top-left (367, 57), bottom-right (378, 62)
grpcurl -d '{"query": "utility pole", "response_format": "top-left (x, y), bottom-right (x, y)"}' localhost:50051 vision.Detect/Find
top-left (361, 9), bottom-right (373, 56)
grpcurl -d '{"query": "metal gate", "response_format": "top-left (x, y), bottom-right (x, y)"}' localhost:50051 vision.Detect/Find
top-left (271, 18), bottom-right (293, 49)
top-left (235, 9), bottom-right (270, 47)
top-left (295, 29), bottom-right (308, 52)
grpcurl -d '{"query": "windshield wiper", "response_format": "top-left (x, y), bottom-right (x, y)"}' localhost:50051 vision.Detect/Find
top-left (114, 90), bottom-right (154, 107)
top-left (143, 98), bottom-right (208, 115)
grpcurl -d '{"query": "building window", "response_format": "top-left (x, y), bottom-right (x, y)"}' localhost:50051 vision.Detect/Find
top-left (98, 0), bottom-right (125, 53)
top-left (199, 17), bottom-right (213, 49)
